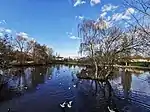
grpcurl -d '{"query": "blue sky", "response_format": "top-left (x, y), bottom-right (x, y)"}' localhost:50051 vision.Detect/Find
top-left (0, 0), bottom-right (134, 57)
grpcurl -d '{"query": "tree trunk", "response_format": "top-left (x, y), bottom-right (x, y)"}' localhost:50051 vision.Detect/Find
top-left (125, 62), bottom-right (128, 66)
top-left (94, 60), bottom-right (98, 78)
top-left (90, 43), bottom-right (98, 78)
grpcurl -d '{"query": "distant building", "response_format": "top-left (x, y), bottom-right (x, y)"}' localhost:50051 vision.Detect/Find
top-left (128, 56), bottom-right (150, 62)
top-left (55, 56), bottom-right (64, 60)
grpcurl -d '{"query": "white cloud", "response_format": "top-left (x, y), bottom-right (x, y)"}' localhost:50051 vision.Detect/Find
top-left (124, 23), bottom-right (130, 28)
top-left (5, 29), bottom-right (12, 33)
top-left (30, 38), bottom-right (36, 43)
top-left (96, 7), bottom-right (135, 28)
top-left (0, 28), bottom-right (12, 34)
top-left (70, 36), bottom-right (80, 40)
top-left (107, 16), bottom-right (111, 21)
top-left (111, 13), bottom-right (130, 21)
top-left (90, 0), bottom-right (101, 6)
top-left (111, 8), bottom-right (135, 21)
top-left (125, 8), bottom-right (135, 15)
top-left (111, 13), bottom-right (124, 21)
top-left (0, 27), bottom-right (5, 32)
top-left (74, 0), bottom-right (86, 7)
top-left (76, 15), bottom-right (84, 20)
top-left (0, 32), bottom-right (3, 37)
top-left (67, 31), bottom-right (80, 40)
top-left (122, 15), bottom-right (131, 20)
top-left (17, 32), bottom-right (28, 39)
top-left (101, 4), bottom-right (118, 12)
top-left (31, 38), bottom-right (35, 40)
top-left (100, 12), bottom-right (107, 17)
top-left (79, 16), bottom-right (84, 20)
top-left (0, 20), bottom-right (6, 24)
top-left (66, 32), bottom-right (73, 36)
top-left (2, 20), bottom-right (6, 24)
top-left (106, 21), bottom-right (113, 28)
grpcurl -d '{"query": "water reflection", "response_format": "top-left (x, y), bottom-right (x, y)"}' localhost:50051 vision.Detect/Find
top-left (121, 70), bottom-right (132, 99)
top-left (32, 66), bottom-right (47, 87)
top-left (0, 65), bottom-right (150, 112)
top-left (147, 76), bottom-right (150, 85)
top-left (0, 66), bottom-right (54, 102)
top-left (74, 78), bottom-right (119, 111)
top-left (78, 67), bottom-right (150, 110)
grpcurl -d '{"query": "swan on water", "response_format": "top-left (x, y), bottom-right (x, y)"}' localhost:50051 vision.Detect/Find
top-left (73, 85), bottom-right (76, 88)
top-left (108, 106), bottom-right (115, 112)
top-left (67, 101), bottom-right (72, 108)
top-left (8, 108), bottom-right (10, 112)
top-left (60, 101), bottom-right (66, 108)
top-left (24, 86), bottom-right (28, 89)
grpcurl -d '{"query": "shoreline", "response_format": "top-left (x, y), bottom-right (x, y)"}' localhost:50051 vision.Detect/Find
top-left (10, 62), bottom-right (150, 70)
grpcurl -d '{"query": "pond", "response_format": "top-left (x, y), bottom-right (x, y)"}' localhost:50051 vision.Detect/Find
top-left (0, 65), bottom-right (150, 112)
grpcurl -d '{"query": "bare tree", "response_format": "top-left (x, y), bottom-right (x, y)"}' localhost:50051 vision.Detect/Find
top-left (13, 33), bottom-right (35, 64)
top-left (78, 19), bottom-right (102, 78)
top-left (0, 34), bottom-right (13, 69)
top-left (46, 47), bottom-right (53, 62)
top-left (124, 0), bottom-right (150, 37)
top-left (0, 28), bottom-right (54, 67)
top-left (78, 18), bottom-right (124, 78)
top-left (78, 16), bottom-right (150, 79)
top-left (32, 43), bottom-right (53, 64)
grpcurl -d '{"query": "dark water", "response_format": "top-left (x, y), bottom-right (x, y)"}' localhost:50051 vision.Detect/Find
top-left (0, 65), bottom-right (150, 112)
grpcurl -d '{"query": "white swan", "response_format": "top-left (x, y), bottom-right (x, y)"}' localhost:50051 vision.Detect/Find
top-left (24, 86), bottom-right (28, 89)
top-left (73, 85), bottom-right (76, 88)
top-left (67, 101), bottom-right (72, 108)
top-left (8, 108), bottom-right (10, 112)
top-left (108, 106), bottom-right (115, 112)
top-left (60, 101), bottom-right (66, 108)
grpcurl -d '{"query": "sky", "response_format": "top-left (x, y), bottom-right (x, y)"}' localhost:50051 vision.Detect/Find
top-left (0, 0), bottom-right (135, 58)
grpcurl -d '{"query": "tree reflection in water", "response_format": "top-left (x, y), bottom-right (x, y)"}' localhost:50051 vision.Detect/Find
top-left (0, 66), bottom-right (53, 102)
top-left (76, 68), bottom-right (119, 112)
top-left (121, 69), bottom-right (132, 99)
top-left (55, 65), bottom-right (60, 75)
top-left (77, 67), bottom-right (150, 111)
top-left (31, 66), bottom-right (47, 87)
top-left (146, 72), bottom-right (150, 85)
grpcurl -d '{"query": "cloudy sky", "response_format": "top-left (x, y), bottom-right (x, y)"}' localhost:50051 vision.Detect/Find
top-left (0, 0), bottom-right (135, 57)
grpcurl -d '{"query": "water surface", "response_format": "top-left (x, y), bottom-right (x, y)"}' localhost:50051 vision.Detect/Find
top-left (0, 65), bottom-right (150, 112)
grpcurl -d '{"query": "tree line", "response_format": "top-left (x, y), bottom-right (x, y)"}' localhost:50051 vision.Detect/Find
top-left (0, 31), bottom-right (53, 69)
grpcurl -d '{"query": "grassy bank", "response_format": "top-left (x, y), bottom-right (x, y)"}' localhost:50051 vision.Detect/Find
top-left (10, 60), bottom-right (150, 70)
